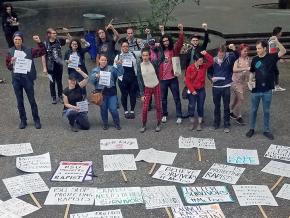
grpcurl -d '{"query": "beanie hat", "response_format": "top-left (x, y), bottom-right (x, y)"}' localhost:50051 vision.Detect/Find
top-left (13, 31), bottom-right (24, 41)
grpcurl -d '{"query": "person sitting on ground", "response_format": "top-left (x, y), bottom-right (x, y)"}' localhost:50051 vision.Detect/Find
top-left (63, 67), bottom-right (90, 132)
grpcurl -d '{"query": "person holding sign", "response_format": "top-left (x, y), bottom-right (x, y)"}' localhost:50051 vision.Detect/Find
top-left (185, 50), bottom-right (213, 131)
top-left (6, 32), bottom-right (46, 129)
top-left (90, 54), bottom-right (124, 130)
top-left (63, 67), bottom-right (90, 132)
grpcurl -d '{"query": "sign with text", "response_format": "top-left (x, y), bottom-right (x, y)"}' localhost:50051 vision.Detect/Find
top-left (0, 198), bottom-right (39, 217)
top-left (172, 204), bottom-right (225, 218)
top-left (16, 152), bottom-right (51, 172)
top-left (76, 101), bottom-right (89, 112)
top-left (179, 136), bottom-right (216, 149)
top-left (0, 143), bottom-right (33, 156)
top-left (264, 144), bottom-right (290, 162)
top-left (261, 160), bottom-right (290, 178)
top-left (227, 148), bottom-right (259, 165)
top-left (135, 148), bottom-right (177, 165)
top-left (103, 154), bottom-right (137, 171)
top-left (100, 138), bottom-right (138, 150)
top-left (68, 54), bottom-right (80, 69)
top-left (99, 71), bottom-right (111, 87)
top-left (70, 209), bottom-right (123, 218)
top-left (276, 183), bottom-right (290, 200)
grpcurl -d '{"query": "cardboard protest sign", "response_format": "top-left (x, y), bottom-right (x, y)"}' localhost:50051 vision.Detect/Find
top-left (227, 148), bottom-right (259, 165)
top-left (99, 71), bottom-right (112, 87)
top-left (51, 161), bottom-right (91, 182)
top-left (95, 187), bottom-right (143, 206)
top-left (264, 144), bottom-right (290, 162)
top-left (0, 143), bottom-right (33, 156)
top-left (0, 198), bottom-right (39, 217)
top-left (76, 101), bottom-right (89, 112)
top-left (179, 136), bottom-right (216, 149)
top-left (141, 186), bottom-right (183, 209)
top-left (44, 187), bottom-right (97, 205)
top-left (202, 163), bottom-right (245, 184)
top-left (70, 209), bottom-right (123, 218)
top-left (152, 165), bottom-right (200, 184)
top-left (276, 183), bottom-right (290, 200)
top-left (0, 206), bottom-right (20, 218)
top-left (68, 54), bottom-right (80, 69)
top-left (261, 160), bottom-right (290, 178)
top-left (84, 162), bottom-right (93, 181)
top-left (233, 185), bottom-right (278, 206)
top-left (100, 138), bottom-right (138, 150)
top-left (181, 186), bottom-right (233, 204)
top-left (171, 204), bottom-right (225, 218)
top-left (103, 154), bottom-right (137, 171)
top-left (16, 152), bottom-right (51, 172)
top-left (135, 148), bottom-right (177, 165)
top-left (2, 173), bottom-right (49, 198)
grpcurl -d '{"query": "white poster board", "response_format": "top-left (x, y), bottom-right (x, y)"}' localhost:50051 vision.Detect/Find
top-left (181, 186), bottom-right (233, 204)
top-left (99, 71), bottom-right (111, 87)
top-left (0, 143), bottom-right (33, 156)
top-left (152, 165), bottom-right (200, 184)
top-left (44, 187), bottom-right (97, 205)
top-left (100, 138), bottom-right (138, 150)
top-left (14, 58), bottom-right (31, 74)
top-left (202, 163), bottom-right (245, 184)
top-left (70, 209), bottom-right (123, 218)
top-left (76, 101), bottom-right (89, 112)
top-left (16, 152), bottom-right (51, 172)
top-left (0, 206), bottom-right (20, 218)
top-left (103, 154), bottom-right (137, 171)
top-left (233, 185), bottom-right (278, 206)
top-left (95, 187), bottom-right (143, 206)
top-left (68, 54), bottom-right (80, 69)
top-left (0, 198), bottom-right (39, 217)
top-left (2, 173), bottom-right (49, 198)
top-left (227, 148), bottom-right (259, 165)
top-left (179, 136), bottom-right (216, 149)
top-left (172, 204), bottom-right (225, 218)
top-left (276, 183), bottom-right (290, 200)
top-left (264, 144), bottom-right (290, 161)
top-left (51, 161), bottom-right (91, 182)
top-left (135, 148), bottom-right (177, 165)
top-left (141, 186), bottom-right (183, 209)
top-left (261, 160), bottom-right (290, 178)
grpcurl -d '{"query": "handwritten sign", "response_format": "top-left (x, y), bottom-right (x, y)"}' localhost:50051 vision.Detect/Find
top-left (70, 209), bottom-right (123, 218)
top-left (76, 100), bottom-right (89, 112)
top-left (135, 148), bottom-right (177, 165)
top-left (0, 143), bottom-right (33, 156)
top-left (44, 187), bottom-right (97, 205)
top-left (172, 204), bottom-right (225, 218)
top-left (181, 186), bottom-right (233, 204)
top-left (14, 58), bottom-right (32, 74)
top-left (103, 154), bottom-right (137, 171)
top-left (0, 205), bottom-right (20, 218)
top-left (233, 185), bottom-right (278, 206)
top-left (261, 160), bottom-right (290, 178)
top-left (2, 173), bottom-right (49, 198)
top-left (51, 161), bottom-right (91, 182)
top-left (276, 183), bottom-right (290, 200)
top-left (68, 54), bottom-right (80, 69)
top-left (121, 54), bottom-right (133, 68)
top-left (100, 138), bottom-right (138, 150)
top-left (152, 165), bottom-right (200, 184)
top-left (16, 152), bottom-right (51, 172)
top-left (227, 148), bottom-right (259, 165)
top-left (0, 198), bottom-right (39, 217)
top-left (95, 187), bottom-right (143, 206)
top-left (141, 186), bottom-right (183, 209)
top-left (202, 163), bottom-right (245, 184)
top-left (264, 144), bottom-right (290, 161)
top-left (99, 71), bottom-right (111, 86)
top-left (179, 136), bottom-right (216, 149)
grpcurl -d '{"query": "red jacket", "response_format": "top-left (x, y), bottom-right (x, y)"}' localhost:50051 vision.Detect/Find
top-left (185, 53), bottom-right (213, 93)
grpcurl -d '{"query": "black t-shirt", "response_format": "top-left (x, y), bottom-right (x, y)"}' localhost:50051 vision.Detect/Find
top-left (250, 53), bottom-right (279, 93)
top-left (98, 39), bottom-right (116, 65)
top-left (63, 84), bottom-right (83, 110)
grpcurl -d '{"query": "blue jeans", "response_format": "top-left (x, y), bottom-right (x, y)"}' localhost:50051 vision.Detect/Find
top-left (64, 109), bottom-right (90, 130)
top-left (188, 88), bottom-right (206, 118)
top-left (250, 90), bottom-right (272, 132)
top-left (160, 77), bottom-right (182, 118)
top-left (100, 95), bottom-right (120, 126)
top-left (12, 76), bottom-right (40, 122)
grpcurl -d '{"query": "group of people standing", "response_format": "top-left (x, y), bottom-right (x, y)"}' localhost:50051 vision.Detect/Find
top-left (2, 2), bottom-right (287, 139)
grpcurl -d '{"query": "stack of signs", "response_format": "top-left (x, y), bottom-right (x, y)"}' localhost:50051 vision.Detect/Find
top-left (70, 209), bottom-right (123, 218)
top-left (0, 143), bottom-right (33, 156)
top-left (233, 185), bottom-right (278, 206)
top-left (44, 187), bottom-right (97, 205)
top-left (172, 204), bottom-right (225, 218)
top-left (51, 161), bottom-right (92, 182)
top-left (261, 161), bottom-right (290, 178)
top-left (103, 154), bottom-right (137, 171)
top-left (152, 165), bottom-right (200, 184)
top-left (264, 144), bottom-right (290, 161)
top-left (135, 148), bottom-right (177, 165)
top-left (227, 148), bottom-right (259, 165)
top-left (95, 187), bottom-right (143, 206)
top-left (16, 152), bottom-right (51, 172)
top-left (0, 198), bottom-right (39, 217)
top-left (2, 173), bottom-right (49, 198)
top-left (181, 186), bottom-right (233, 204)
top-left (276, 184), bottom-right (290, 200)
top-left (100, 138), bottom-right (138, 150)
top-left (202, 163), bottom-right (245, 184)
top-left (179, 136), bottom-right (216, 150)
top-left (141, 186), bottom-right (183, 209)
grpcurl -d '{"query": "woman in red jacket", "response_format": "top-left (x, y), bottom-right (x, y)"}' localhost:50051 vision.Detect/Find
top-left (185, 50), bottom-right (213, 130)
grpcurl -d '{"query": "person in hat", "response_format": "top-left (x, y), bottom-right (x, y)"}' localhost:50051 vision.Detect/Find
top-left (6, 31), bottom-right (46, 129)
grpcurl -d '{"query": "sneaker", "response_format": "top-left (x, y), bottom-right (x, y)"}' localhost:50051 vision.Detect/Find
top-left (71, 124), bottom-right (78, 132)
top-left (274, 85), bottom-right (286, 92)
top-left (161, 116), bottom-right (167, 123)
top-left (224, 128), bottom-right (230, 133)
top-left (124, 111), bottom-right (130, 119)
top-left (34, 120), bottom-right (42, 129)
top-left (115, 124), bottom-right (122, 130)
top-left (246, 129), bottom-right (255, 138)
top-left (58, 96), bottom-right (64, 104)
top-left (236, 117), bottom-right (245, 125)
top-left (52, 97), bottom-right (57, 104)
top-left (103, 124), bottom-right (109, 130)
top-left (19, 120), bottom-right (27, 129)
top-left (176, 118), bottom-right (182, 124)
top-left (196, 123), bottom-right (202, 131)
top-left (263, 132), bottom-right (274, 140)
top-left (155, 125), bottom-right (161, 132)
top-left (140, 126), bottom-right (146, 133)
top-left (129, 111), bottom-right (135, 119)
top-left (230, 112), bottom-right (238, 119)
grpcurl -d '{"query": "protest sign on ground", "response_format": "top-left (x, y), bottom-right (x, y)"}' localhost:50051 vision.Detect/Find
top-left (171, 204), bottom-right (225, 218)
top-left (264, 144), bottom-right (290, 161)
top-left (103, 154), bottom-right (137, 171)
top-left (16, 152), bottom-right (51, 172)
top-left (135, 148), bottom-right (177, 165)
top-left (276, 183), bottom-right (290, 200)
top-left (0, 143), bottom-right (33, 156)
top-left (100, 138), bottom-right (138, 150)
top-left (70, 209), bottom-right (123, 218)
top-left (227, 148), bottom-right (259, 165)
top-left (261, 160), bottom-right (290, 178)
top-left (179, 136), bottom-right (216, 149)
top-left (0, 198), bottom-right (39, 217)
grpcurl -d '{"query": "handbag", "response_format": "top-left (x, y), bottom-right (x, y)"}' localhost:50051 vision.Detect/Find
top-left (89, 90), bottom-right (103, 106)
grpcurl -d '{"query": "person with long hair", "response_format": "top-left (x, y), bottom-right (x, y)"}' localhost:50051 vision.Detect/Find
top-left (2, 3), bottom-right (19, 48)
